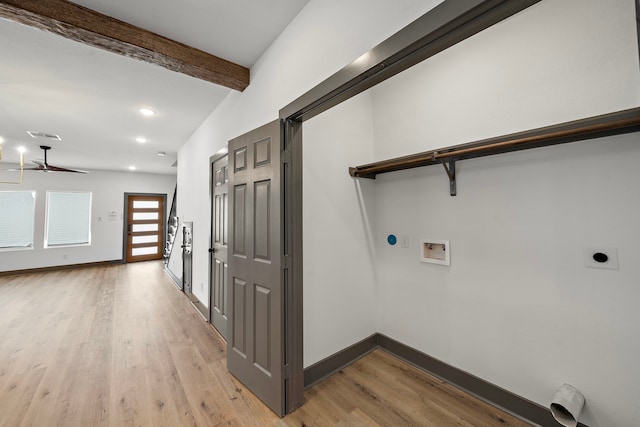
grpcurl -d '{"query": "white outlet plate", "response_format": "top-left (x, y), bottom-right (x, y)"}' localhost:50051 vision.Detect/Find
top-left (401, 235), bottom-right (410, 248)
top-left (584, 247), bottom-right (619, 270)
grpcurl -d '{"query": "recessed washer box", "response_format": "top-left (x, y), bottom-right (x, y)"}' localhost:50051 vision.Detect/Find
top-left (584, 247), bottom-right (619, 270)
top-left (420, 239), bottom-right (450, 266)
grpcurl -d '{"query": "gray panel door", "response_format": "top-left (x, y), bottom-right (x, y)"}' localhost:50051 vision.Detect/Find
top-left (227, 120), bottom-right (284, 416)
top-left (210, 155), bottom-right (229, 339)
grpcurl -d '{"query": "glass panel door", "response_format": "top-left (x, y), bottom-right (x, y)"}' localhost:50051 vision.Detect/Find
top-left (126, 195), bottom-right (165, 263)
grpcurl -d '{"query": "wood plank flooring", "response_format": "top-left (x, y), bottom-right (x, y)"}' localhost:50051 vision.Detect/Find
top-left (0, 262), bottom-right (531, 426)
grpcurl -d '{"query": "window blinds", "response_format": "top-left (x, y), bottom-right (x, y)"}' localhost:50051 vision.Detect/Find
top-left (46, 191), bottom-right (92, 246)
top-left (0, 191), bottom-right (35, 249)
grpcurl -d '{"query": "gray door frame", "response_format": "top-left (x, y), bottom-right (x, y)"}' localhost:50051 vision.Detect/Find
top-left (278, 0), bottom-right (542, 413)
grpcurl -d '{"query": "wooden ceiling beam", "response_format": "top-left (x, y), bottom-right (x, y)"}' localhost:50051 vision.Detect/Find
top-left (0, 0), bottom-right (250, 91)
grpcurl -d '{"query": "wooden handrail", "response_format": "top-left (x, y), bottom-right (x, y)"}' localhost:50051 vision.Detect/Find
top-left (349, 107), bottom-right (640, 179)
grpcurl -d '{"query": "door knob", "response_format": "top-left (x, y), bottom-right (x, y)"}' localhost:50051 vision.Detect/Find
top-left (208, 248), bottom-right (216, 253)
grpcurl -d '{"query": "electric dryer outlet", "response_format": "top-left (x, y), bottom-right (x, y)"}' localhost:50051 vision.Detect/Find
top-left (584, 247), bottom-right (619, 270)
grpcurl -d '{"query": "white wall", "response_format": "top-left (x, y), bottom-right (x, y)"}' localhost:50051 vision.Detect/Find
top-left (370, 0), bottom-right (640, 426)
top-left (178, 0), bottom-right (444, 364)
top-left (302, 91), bottom-right (377, 366)
top-left (372, 0), bottom-right (640, 160)
top-left (0, 170), bottom-right (175, 272)
top-left (375, 137), bottom-right (640, 427)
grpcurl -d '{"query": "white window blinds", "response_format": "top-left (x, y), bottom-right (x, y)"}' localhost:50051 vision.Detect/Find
top-left (46, 191), bottom-right (92, 247)
top-left (0, 191), bottom-right (35, 249)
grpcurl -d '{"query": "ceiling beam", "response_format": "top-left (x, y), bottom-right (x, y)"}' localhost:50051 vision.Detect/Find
top-left (0, 0), bottom-right (250, 91)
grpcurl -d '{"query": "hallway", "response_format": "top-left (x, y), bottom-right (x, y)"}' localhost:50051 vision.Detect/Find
top-left (0, 262), bottom-right (529, 426)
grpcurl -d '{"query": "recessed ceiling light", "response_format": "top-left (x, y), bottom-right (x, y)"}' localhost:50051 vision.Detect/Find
top-left (136, 137), bottom-right (147, 143)
top-left (157, 151), bottom-right (166, 157)
top-left (128, 165), bottom-right (136, 171)
top-left (139, 108), bottom-right (156, 117)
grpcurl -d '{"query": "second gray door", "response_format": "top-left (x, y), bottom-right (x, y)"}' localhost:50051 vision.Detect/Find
top-left (210, 155), bottom-right (229, 339)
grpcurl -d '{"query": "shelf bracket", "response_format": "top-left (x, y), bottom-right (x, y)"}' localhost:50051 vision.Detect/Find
top-left (440, 158), bottom-right (456, 196)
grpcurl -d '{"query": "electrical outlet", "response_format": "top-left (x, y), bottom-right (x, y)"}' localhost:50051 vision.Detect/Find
top-left (584, 247), bottom-right (619, 270)
top-left (401, 235), bottom-right (410, 248)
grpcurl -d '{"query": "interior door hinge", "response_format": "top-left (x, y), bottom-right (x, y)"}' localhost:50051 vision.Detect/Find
top-left (282, 255), bottom-right (291, 269)
top-left (282, 363), bottom-right (291, 378)
top-left (282, 147), bottom-right (292, 164)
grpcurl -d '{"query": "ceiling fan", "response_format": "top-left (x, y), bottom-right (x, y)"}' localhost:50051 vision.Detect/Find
top-left (23, 145), bottom-right (89, 174)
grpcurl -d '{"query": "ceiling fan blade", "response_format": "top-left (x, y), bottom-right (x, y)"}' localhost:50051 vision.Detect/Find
top-left (23, 147), bottom-right (90, 174)
top-left (46, 164), bottom-right (89, 174)
top-left (1, 167), bottom-right (43, 171)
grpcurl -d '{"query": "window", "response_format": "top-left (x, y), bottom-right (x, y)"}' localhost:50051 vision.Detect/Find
top-left (0, 191), bottom-right (36, 250)
top-left (45, 191), bottom-right (92, 247)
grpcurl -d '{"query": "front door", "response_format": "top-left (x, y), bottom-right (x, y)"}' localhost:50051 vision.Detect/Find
top-left (210, 155), bottom-right (229, 339)
top-left (227, 120), bottom-right (285, 416)
top-left (125, 194), bottom-right (165, 263)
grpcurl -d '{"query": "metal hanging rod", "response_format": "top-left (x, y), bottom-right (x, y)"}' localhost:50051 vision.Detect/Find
top-left (349, 107), bottom-right (640, 185)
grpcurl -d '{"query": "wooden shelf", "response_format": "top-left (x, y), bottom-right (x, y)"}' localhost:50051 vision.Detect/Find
top-left (349, 107), bottom-right (640, 195)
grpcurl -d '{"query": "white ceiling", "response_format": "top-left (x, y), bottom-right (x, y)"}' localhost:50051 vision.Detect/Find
top-left (0, 0), bottom-right (309, 175)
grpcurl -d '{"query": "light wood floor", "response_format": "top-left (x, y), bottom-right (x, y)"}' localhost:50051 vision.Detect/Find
top-left (0, 262), bottom-right (530, 426)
